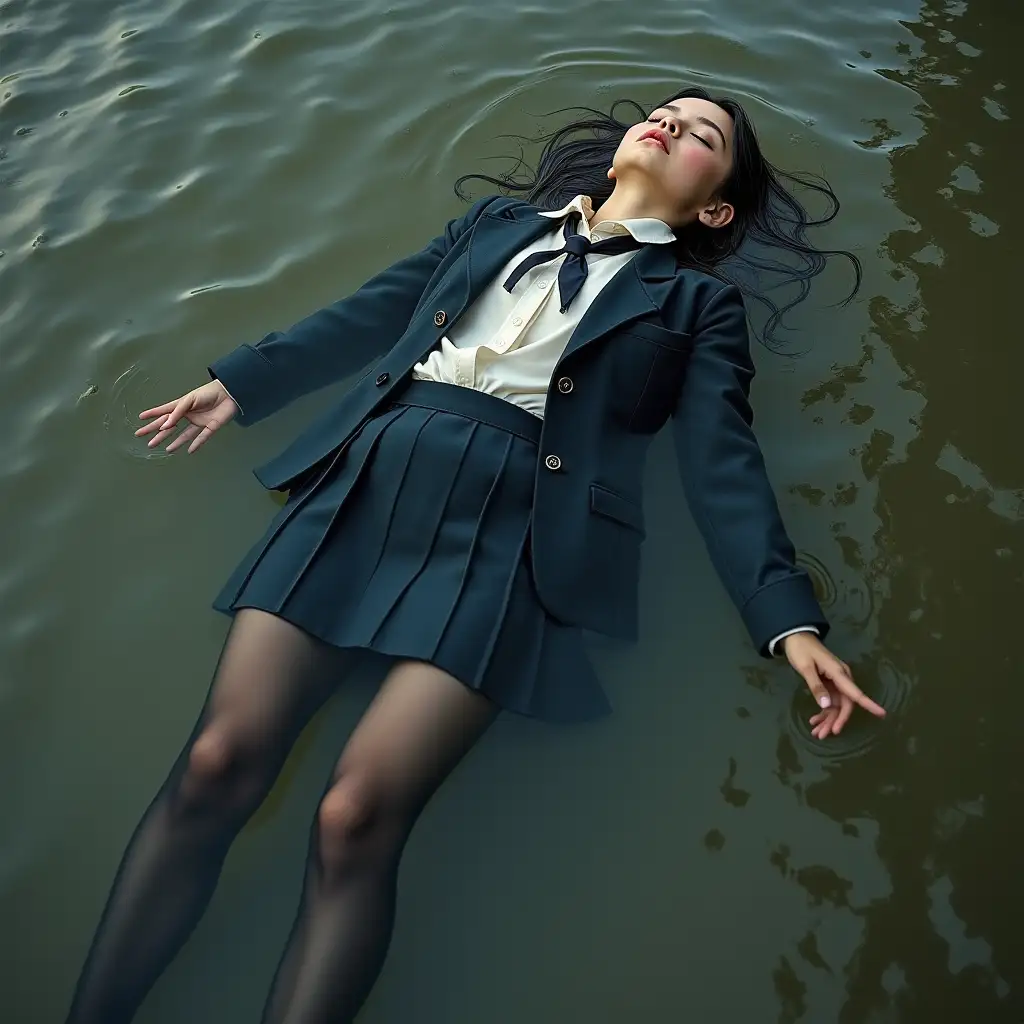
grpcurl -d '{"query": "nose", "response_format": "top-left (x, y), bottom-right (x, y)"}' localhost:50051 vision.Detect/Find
top-left (658, 114), bottom-right (681, 137)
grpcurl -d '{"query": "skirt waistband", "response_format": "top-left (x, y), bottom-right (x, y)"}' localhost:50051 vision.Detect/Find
top-left (391, 381), bottom-right (542, 445)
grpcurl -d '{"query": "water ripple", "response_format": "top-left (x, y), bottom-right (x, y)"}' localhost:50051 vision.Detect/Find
top-left (102, 363), bottom-right (177, 463)
top-left (787, 654), bottom-right (911, 762)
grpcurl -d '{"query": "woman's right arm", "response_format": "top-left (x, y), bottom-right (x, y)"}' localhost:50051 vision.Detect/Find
top-left (207, 195), bottom-right (498, 427)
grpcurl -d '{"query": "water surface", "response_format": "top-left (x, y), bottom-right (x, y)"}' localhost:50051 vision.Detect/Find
top-left (1, 0), bottom-right (1020, 1020)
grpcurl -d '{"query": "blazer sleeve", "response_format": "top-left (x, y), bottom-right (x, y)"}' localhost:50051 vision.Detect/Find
top-left (208, 195), bottom-right (498, 426)
top-left (671, 283), bottom-right (829, 656)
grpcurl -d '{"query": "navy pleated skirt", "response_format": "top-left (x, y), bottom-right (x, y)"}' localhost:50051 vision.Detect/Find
top-left (214, 381), bottom-right (610, 723)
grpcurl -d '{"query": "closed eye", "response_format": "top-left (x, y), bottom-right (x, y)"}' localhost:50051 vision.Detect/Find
top-left (647, 118), bottom-right (716, 150)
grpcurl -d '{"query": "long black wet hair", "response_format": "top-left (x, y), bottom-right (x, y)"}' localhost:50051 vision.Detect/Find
top-left (455, 86), bottom-right (861, 348)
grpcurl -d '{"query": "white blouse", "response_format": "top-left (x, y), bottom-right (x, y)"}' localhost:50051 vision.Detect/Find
top-left (411, 194), bottom-right (676, 418)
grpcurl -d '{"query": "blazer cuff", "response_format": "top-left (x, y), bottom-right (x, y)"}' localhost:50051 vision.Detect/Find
top-left (741, 573), bottom-right (829, 658)
top-left (768, 626), bottom-right (820, 658)
top-left (209, 343), bottom-right (279, 426)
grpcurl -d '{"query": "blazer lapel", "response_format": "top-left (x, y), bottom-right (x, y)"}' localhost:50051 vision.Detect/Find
top-left (449, 206), bottom-right (557, 317)
top-left (559, 242), bottom-right (678, 361)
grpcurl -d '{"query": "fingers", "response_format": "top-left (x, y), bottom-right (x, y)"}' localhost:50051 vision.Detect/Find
top-left (809, 707), bottom-right (833, 739)
top-left (136, 385), bottom-right (234, 453)
top-left (134, 418), bottom-right (167, 438)
top-left (809, 695), bottom-right (855, 736)
top-left (832, 693), bottom-right (855, 735)
top-left (841, 681), bottom-right (886, 718)
top-left (146, 422), bottom-right (180, 449)
top-left (824, 662), bottom-right (887, 719)
top-left (157, 397), bottom-right (191, 437)
top-left (165, 423), bottom-right (202, 454)
top-left (138, 400), bottom-right (177, 421)
top-left (186, 424), bottom-right (216, 454)
top-left (798, 665), bottom-right (846, 744)
top-left (164, 413), bottom-right (226, 454)
top-left (810, 704), bottom-right (838, 740)
top-left (141, 397), bottom-right (193, 450)
top-left (803, 654), bottom-right (887, 742)
top-left (135, 400), bottom-right (181, 438)
top-left (798, 665), bottom-right (833, 711)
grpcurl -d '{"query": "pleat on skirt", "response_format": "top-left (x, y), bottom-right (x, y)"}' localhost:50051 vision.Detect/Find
top-left (214, 380), bottom-right (610, 723)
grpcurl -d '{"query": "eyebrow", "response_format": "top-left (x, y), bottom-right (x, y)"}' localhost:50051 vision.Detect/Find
top-left (662, 104), bottom-right (728, 148)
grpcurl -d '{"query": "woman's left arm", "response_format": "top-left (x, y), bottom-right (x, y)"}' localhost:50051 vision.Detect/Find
top-left (671, 283), bottom-right (885, 735)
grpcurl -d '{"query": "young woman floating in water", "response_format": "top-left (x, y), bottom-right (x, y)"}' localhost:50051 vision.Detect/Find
top-left (65, 87), bottom-right (885, 1023)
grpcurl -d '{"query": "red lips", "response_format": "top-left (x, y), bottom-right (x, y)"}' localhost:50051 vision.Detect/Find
top-left (638, 128), bottom-right (670, 153)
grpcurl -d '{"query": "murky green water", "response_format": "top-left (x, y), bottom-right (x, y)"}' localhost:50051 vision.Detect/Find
top-left (2, 0), bottom-right (1020, 1020)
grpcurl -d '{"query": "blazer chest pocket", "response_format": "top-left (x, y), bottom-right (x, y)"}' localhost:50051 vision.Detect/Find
top-left (624, 321), bottom-right (693, 351)
top-left (620, 322), bottom-right (693, 433)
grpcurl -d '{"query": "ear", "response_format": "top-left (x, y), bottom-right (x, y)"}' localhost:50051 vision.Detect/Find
top-left (606, 166), bottom-right (617, 181)
top-left (699, 200), bottom-right (734, 229)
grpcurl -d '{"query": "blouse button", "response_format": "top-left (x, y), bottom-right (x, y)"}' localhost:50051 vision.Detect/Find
top-left (544, 454), bottom-right (562, 472)
top-left (512, 316), bottom-right (523, 327)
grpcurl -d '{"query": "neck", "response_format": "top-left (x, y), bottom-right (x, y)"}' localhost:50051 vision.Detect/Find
top-left (590, 183), bottom-right (671, 227)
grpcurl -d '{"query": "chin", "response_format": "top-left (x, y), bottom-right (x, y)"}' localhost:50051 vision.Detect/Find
top-left (615, 158), bottom-right (668, 187)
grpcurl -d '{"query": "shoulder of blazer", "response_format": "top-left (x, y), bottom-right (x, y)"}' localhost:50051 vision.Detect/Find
top-left (646, 265), bottom-right (736, 335)
top-left (691, 277), bottom-right (748, 326)
top-left (674, 266), bottom-right (735, 300)
top-left (475, 195), bottom-right (545, 221)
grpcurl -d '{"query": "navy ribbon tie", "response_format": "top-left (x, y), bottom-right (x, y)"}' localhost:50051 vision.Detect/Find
top-left (503, 214), bottom-right (645, 313)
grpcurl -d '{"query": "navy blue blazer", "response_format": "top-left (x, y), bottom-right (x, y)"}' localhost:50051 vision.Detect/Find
top-left (210, 195), bottom-right (828, 654)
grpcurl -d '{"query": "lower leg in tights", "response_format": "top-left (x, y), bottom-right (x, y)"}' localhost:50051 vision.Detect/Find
top-left (261, 660), bottom-right (499, 1024)
top-left (65, 610), bottom-right (356, 1024)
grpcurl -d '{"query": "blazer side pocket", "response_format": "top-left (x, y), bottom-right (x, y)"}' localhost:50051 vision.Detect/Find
top-left (590, 483), bottom-right (646, 535)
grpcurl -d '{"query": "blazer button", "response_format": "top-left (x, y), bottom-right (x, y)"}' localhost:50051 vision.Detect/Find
top-left (544, 454), bottom-right (562, 472)
top-left (375, 372), bottom-right (389, 386)
top-left (433, 310), bottom-right (447, 327)
top-left (557, 376), bottom-right (573, 394)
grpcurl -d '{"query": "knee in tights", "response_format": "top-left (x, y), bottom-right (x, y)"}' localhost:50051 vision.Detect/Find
top-left (177, 725), bottom-right (275, 821)
top-left (317, 775), bottom-right (401, 880)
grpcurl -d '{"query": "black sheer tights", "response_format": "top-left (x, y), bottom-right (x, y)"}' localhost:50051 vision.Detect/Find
top-left (65, 609), bottom-right (498, 1024)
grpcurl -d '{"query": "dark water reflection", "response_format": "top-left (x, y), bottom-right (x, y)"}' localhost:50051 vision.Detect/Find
top-left (1, 0), bottom-right (1020, 1021)
top-left (799, 2), bottom-right (1022, 1019)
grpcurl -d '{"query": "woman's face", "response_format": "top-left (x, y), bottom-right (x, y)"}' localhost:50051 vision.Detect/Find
top-left (611, 96), bottom-right (736, 229)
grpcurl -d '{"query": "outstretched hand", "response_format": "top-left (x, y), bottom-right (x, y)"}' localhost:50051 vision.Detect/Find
top-left (135, 380), bottom-right (238, 454)
top-left (782, 632), bottom-right (886, 740)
